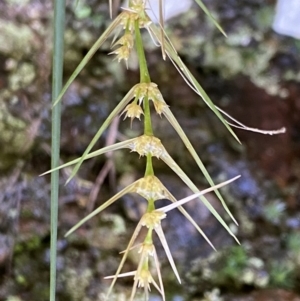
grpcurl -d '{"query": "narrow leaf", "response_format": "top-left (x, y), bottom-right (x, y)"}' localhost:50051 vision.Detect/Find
top-left (65, 179), bottom-right (139, 236)
top-left (160, 176), bottom-right (240, 213)
top-left (163, 106), bottom-right (238, 225)
top-left (50, 1), bottom-right (65, 301)
top-left (41, 138), bottom-right (136, 176)
top-left (167, 192), bottom-right (216, 250)
top-left (193, 0), bottom-right (227, 37)
top-left (161, 152), bottom-right (240, 244)
top-left (152, 247), bottom-right (165, 301)
top-left (155, 225), bottom-right (181, 284)
top-left (53, 12), bottom-right (124, 107)
top-left (106, 221), bottom-right (144, 298)
top-left (65, 86), bottom-right (136, 184)
top-left (149, 25), bottom-right (240, 143)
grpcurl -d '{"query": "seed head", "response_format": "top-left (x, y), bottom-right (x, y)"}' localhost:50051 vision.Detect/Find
top-left (138, 242), bottom-right (155, 257)
top-left (141, 211), bottom-right (166, 229)
top-left (120, 9), bottom-right (151, 32)
top-left (109, 45), bottom-right (130, 63)
top-left (122, 103), bottom-right (144, 125)
top-left (133, 175), bottom-right (170, 201)
top-left (133, 82), bottom-right (168, 115)
top-left (128, 135), bottom-right (167, 158)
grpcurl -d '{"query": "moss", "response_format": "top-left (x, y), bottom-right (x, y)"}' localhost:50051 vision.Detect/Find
top-left (14, 235), bottom-right (41, 254)
top-left (255, 6), bottom-right (274, 32)
top-left (8, 62), bottom-right (36, 91)
top-left (64, 268), bottom-right (93, 301)
top-left (263, 200), bottom-right (286, 225)
top-left (0, 20), bottom-right (34, 59)
top-left (269, 261), bottom-right (295, 289)
top-left (0, 102), bottom-right (34, 169)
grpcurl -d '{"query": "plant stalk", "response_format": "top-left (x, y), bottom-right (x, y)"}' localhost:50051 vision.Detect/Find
top-left (50, 0), bottom-right (65, 300)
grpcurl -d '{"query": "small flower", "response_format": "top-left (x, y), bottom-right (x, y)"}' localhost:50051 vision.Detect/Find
top-left (133, 82), bottom-right (168, 115)
top-left (105, 242), bottom-right (164, 301)
top-left (128, 134), bottom-right (167, 158)
top-left (110, 32), bottom-right (134, 65)
top-left (132, 175), bottom-right (171, 201)
top-left (114, 32), bottom-right (134, 49)
top-left (147, 83), bottom-right (168, 115)
top-left (109, 45), bottom-right (130, 62)
top-left (121, 103), bottom-right (144, 125)
top-left (141, 211), bottom-right (166, 229)
top-left (120, 9), bottom-right (151, 32)
top-left (109, 33), bottom-right (134, 67)
top-left (133, 83), bottom-right (149, 104)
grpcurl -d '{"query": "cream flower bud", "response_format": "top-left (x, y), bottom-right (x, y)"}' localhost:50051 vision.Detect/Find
top-left (128, 135), bottom-right (167, 158)
top-left (141, 211), bottom-right (166, 228)
top-left (114, 32), bottom-right (134, 49)
top-left (133, 82), bottom-right (168, 114)
top-left (120, 10), bottom-right (151, 31)
top-left (109, 45), bottom-right (130, 65)
top-left (110, 33), bottom-right (134, 66)
top-left (147, 83), bottom-right (168, 115)
top-left (122, 103), bottom-right (144, 123)
top-left (132, 175), bottom-right (171, 201)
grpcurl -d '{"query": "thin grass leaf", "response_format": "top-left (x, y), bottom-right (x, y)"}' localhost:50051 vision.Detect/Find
top-left (149, 25), bottom-right (240, 144)
top-left (170, 53), bottom-right (240, 143)
top-left (155, 225), bottom-right (181, 283)
top-left (216, 106), bottom-right (286, 135)
top-left (162, 106), bottom-right (238, 225)
top-left (159, 176), bottom-right (240, 213)
top-left (65, 179), bottom-right (140, 236)
top-left (129, 248), bottom-right (149, 301)
top-left (109, 0), bottom-right (112, 18)
top-left (107, 220), bottom-right (144, 298)
top-left (161, 152), bottom-right (240, 244)
top-left (158, 0), bottom-right (166, 60)
top-left (65, 86), bottom-right (137, 184)
top-left (193, 0), bottom-right (227, 37)
top-left (152, 247), bottom-right (165, 301)
top-left (104, 271), bottom-right (136, 279)
top-left (53, 12), bottom-right (125, 107)
top-left (177, 60), bottom-right (240, 143)
top-left (167, 192), bottom-right (216, 250)
top-left (41, 138), bottom-right (136, 176)
top-left (50, 1), bottom-right (65, 300)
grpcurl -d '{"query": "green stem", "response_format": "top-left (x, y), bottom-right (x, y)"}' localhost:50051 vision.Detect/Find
top-left (144, 228), bottom-right (153, 244)
top-left (145, 153), bottom-right (154, 176)
top-left (134, 20), bottom-right (153, 135)
top-left (134, 20), bottom-right (150, 83)
top-left (143, 95), bottom-right (153, 136)
top-left (147, 199), bottom-right (155, 212)
top-left (51, 0), bottom-right (65, 300)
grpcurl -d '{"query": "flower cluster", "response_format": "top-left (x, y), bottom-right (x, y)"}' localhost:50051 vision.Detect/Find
top-left (45, 1), bottom-right (241, 300)
top-left (110, 32), bottom-right (134, 65)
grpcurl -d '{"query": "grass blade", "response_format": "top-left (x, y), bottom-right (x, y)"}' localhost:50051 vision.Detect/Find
top-left (53, 12), bottom-right (124, 107)
top-left (65, 180), bottom-right (139, 236)
top-left (41, 138), bottom-right (136, 176)
top-left (161, 152), bottom-right (240, 243)
top-left (193, 0), bottom-right (227, 37)
top-left (163, 107), bottom-right (238, 225)
top-left (149, 25), bottom-right (240, 143)
top-left (65, 86), bottom-right (136, 184)
top-left (50, 0), bottom-right (65, 300)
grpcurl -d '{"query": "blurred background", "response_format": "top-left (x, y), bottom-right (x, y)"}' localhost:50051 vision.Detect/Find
top-left (0, 0), bottom-right (300, 300)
